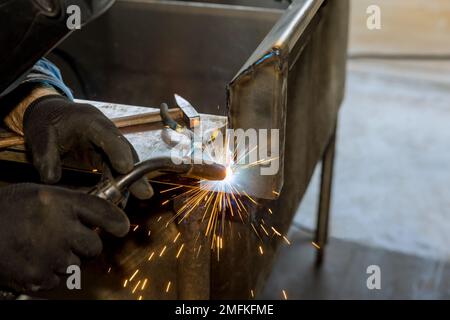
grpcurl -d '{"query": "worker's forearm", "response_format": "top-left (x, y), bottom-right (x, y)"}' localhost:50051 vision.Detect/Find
top-left (3, 85), bottom-right (60, 136)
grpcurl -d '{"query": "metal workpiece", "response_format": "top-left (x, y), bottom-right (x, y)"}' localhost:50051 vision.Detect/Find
top-left (227, 0), bottom-right (325, 200)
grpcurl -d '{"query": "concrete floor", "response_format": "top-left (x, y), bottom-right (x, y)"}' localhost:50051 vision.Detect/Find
top-left (261, 58), bottom-right (450, 300)
top-left (261, 226), bottom-right (450, 300)
top-left (294, 60), bottom-right (450, 262)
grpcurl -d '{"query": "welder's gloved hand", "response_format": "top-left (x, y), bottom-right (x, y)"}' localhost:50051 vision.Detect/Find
top-left (0, 183), bottom-right (130, 292)
top-left (23, 95), bottom-right (153, 200)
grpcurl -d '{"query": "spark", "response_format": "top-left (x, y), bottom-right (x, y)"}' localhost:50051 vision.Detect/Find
top-left (271, 227), bottom-right (282, 237)
top-left (129, 269), bottom-right (139, 281)
top-left (282, 290), bottom-right (288, 300)
top-left (132, 280), bottom-right (141, 294)
top-left (176, 244), bottom-right (185, 259)
top-left (260, 224), bottom-right (269, 236)
top-left (138, 295), bottom-right (143, 300)
top-left (283, 236), bottom-right (291, 245)
top-left (165, 281), bottom-right (172, 293)
top-left (148, 251), bottom-right (155, 261)
top-left (123, 279), bottom-right (128, 288)
top-left (162, 200), bottom-right (170, 206)
top-left (159, 245), bottom-right (167, 257)
top-left (250, 290), bottom-right (255, 298)
top-left (251, 223), bottom-right (263, 241)
top-left (133, 225), bottom-right (139, 232)
top-left (161, 185), bottom-right (184, 193)
top-left (173, 232), bottom-right (181, 243)
top-left (312, 241), bottom-right (321, 250)
top-left (141, 278), bottom-right (148, 290)
top-left (258, 246), bottom-right (264, 255)
top-left (196, 245), bottom-right (202, 258)
top-left (268, 208), bottom-right (273, 215)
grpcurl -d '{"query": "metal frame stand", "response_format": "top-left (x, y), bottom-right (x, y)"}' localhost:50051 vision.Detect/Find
top-left (315, 125), bottom-right (337, 266)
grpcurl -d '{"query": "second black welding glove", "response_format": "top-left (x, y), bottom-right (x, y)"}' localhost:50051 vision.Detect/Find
top-left (23, 95), bottom-right (153, 200)
top-left (0, 183), bottom-right (130, 292)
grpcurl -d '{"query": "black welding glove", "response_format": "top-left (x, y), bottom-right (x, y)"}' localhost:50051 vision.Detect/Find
top-left (0, 183), bottom-right (130, 292)
top-left (23, 95), bottom-right (153, 200)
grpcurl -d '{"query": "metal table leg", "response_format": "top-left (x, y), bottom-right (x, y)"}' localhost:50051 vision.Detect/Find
top-left (315, 125), bottom-right (337, 266)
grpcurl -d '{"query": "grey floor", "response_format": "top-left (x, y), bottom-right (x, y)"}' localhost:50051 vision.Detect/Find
top-left (262, 59), bottom-right (450, 299)
top-left (261, 226), bottom-right (450, 300)
top-left (295, 60), bottom-right (450, 262)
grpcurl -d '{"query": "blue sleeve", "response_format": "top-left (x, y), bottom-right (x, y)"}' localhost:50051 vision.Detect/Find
top-left (20, 58), bottom-right (74, 100)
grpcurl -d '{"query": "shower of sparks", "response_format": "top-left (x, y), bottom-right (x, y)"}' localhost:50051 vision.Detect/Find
top-left (115, 128), bottom-right (293, 297)
top-left (145, 132), bottom-right (285, 262)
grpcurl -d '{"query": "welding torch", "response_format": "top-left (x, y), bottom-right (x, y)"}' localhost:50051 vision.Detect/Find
top-left (90, 156), bottom-right (226, 206)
